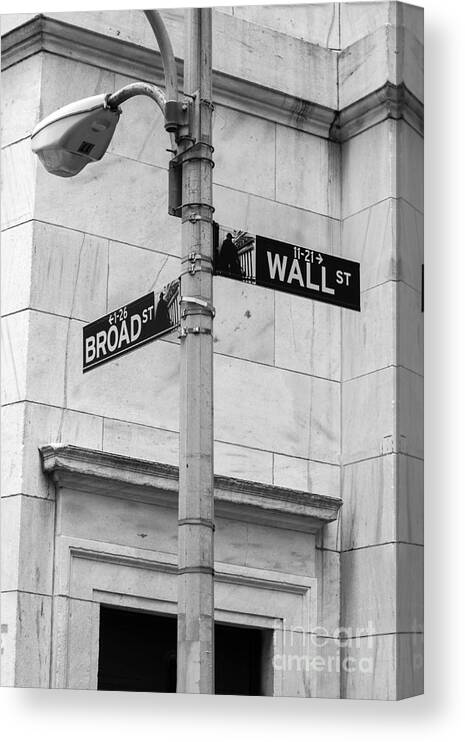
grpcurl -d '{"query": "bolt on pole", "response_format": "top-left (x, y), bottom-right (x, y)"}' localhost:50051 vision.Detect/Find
top-left (176, 7), bottom-right (215, 694)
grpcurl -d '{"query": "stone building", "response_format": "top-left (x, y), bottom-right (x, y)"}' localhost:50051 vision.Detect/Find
top-left (1, 3), bottom-right (423, 699)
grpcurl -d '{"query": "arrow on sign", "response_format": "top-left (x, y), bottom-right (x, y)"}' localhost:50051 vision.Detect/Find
top-left (316, 253), bottom-right (323, 264)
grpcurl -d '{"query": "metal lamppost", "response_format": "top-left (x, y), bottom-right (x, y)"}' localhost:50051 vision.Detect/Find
top-left (31, 8), bottom-right (215, 694)
top-left (176, 8), bottom-right (215, 695)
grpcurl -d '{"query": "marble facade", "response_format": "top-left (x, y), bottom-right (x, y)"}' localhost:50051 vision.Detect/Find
top-left (1, 3), bottom-right (423, 699)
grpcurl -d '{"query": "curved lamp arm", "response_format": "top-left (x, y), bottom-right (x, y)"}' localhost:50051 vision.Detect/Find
top-left (144, 9), bottom-right (179, 103)
top-left (106, 81), bottom-right (178, 150)
top-left (107, 82), bottom-right (166, 115)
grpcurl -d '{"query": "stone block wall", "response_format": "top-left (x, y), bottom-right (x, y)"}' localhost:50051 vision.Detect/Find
top-left (1, 3), bottom-right (423, 698)
top-left (338, 3), bottom-right (424, 699)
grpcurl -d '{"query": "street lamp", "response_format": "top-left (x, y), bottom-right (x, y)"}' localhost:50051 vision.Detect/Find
top-left (30, 82), bottom-right (180, 177)
top-left (31, 8), bottom-right (215, 694)
top-left (31, 93), bottom-right (121, 177)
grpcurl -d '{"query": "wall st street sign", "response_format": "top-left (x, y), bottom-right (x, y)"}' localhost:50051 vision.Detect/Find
top-left (255, 235), bottom-right (360, 311)
top-left (83, 280), bottom-right (180, 372)
top-left (214, 226), bottom-right (360, 311)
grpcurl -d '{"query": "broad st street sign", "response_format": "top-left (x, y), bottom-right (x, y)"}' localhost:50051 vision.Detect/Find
top-left (214, 227), bottom-right (360, 311)
top-left (83, 280), bottom-right (180, 372)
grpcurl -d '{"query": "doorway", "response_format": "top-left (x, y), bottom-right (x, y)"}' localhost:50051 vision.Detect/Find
top-left (97, 606), bottom-right (177, 692)
top-left (214, 622), bottom-right (265, 695)
top-left (97, 605), bottom-right (271, 695)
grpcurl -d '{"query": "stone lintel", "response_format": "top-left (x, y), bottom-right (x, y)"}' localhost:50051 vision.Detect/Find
top-left (40, 444), bottom-right (342, 534)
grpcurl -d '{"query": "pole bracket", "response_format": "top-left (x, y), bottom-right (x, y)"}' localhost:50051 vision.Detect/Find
top-left (178, 566), bottom-right (215, 576)
top-left (174, 141), bottom-right (215, 168)
top-left (182, 252), bottom-right (212, 274)
top-left (186, 251), bottom-right (212, 263)
top-left (180, 296), bottom-right (216, 317)
top-left (200, 98), bottom-right (215, 112)
top-left (178, 518), bottom-right (215, 530)
top-left (178, 326), bottom-right (212, 338)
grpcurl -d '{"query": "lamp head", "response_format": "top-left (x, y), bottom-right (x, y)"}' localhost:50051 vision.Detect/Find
top-left (31, 94), bottom-right (121, 177)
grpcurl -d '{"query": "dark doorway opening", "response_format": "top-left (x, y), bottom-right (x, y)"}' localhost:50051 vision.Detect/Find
top-left (214, 622), bottom-right (265, 695)
top-left (97, 606), bottom-right (177, 692)
top-left (97, 606), bottom-right (271, 695)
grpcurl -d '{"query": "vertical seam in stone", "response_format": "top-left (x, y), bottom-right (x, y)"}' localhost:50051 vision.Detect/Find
top-left (31, 51), bottom-right (44, 224)
top-left (57, 233), bottom-right (86, 444)
top-left (273, 281), bottom-right (276, 368)
top-left (393, 5), bottom-right (401, 697)
top-left (336, 9), bottom-right (340, 111)
top-left (105, 239), bottom-right (110, 313)
top-left (338, 113), bottom-right (344, 698)
top-left (47, 476), bottom-right (58, 688)
top-left (274, 121), bottom-right (277, 202)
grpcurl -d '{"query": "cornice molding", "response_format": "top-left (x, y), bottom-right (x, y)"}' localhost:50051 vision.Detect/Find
top-left (40, 444), bottom-right (342, 534)
top-left (2, 15), bottom-right (423, 141)
top-left (332, 82), bottom-right (424, 141)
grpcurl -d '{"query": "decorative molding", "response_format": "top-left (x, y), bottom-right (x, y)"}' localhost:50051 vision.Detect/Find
top-left (70, 544), bottom-right (178, 577)
top-left (1, 15), bottom-right (170, 90)
top-left (332, 82), bottom-right (424, 141)
top-left (40, 444), bottom-right (341, 533)
top-left (68, 539), bottom-right (314, 595)
top-left (214, 562), bottom-right (314, 596)
top-left (0, 15), bottom-right (334, 138)
top-left (2, 15), bottom-right (423, 141)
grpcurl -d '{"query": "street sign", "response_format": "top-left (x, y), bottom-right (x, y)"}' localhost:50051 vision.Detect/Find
top-left (255, 236), bottom-right (360, 311)
top-left (83, 280), bottom-right (180, 372)
top-left (213, 226), bottom-right (360, 311)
